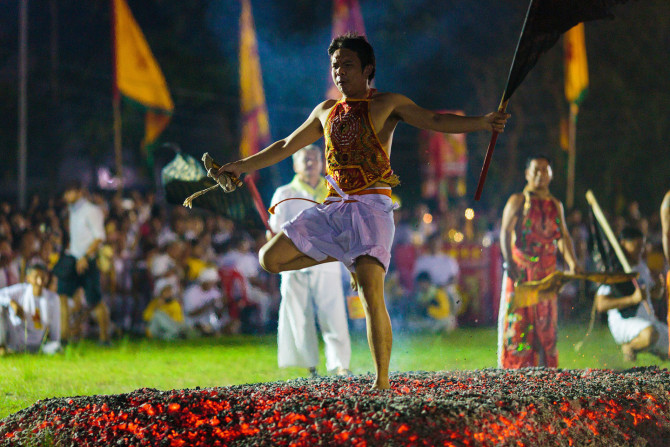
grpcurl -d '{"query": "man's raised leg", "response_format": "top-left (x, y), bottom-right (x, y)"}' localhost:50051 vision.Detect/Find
top-left (259, 233), bottom-right (335, 274)
top-left (355, 255), bottom-right (392, 390)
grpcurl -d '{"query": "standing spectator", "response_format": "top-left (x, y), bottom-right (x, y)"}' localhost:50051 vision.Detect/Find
top-left (0, 264), bottom-right (61, 354)
top-left (498, 155), bottom-right (580, 369)
top-left (55, 180), bottom-right (111, 344)
top-left (268, 145), bottom-right (351, 376)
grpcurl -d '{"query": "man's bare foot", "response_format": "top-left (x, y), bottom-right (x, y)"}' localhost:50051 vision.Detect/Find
top-left (370, 380), bottom-right (390, 391)
top-left (622, 343), bottom-right (637, 362)
top-left (349, 272), bottom-right (358, 291)
top-left (334, 367), bottom-right (353, 376)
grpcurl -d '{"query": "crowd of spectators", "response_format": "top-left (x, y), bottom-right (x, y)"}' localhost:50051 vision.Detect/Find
top-left (0, 189), bottom-right (279, 353)
top-left (0, 185), bottom-right (666, 353)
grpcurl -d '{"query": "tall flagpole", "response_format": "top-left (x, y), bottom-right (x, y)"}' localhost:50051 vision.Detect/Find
top-left (566, 103), bottom-right (578, 209)
top-left (111, 0), bottom-right (123, 194)
top-left (18, 0), bottom-right (28, 210)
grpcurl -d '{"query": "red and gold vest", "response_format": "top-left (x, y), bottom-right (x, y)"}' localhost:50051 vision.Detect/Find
top-left (324, 89), bottom-right (400, 195)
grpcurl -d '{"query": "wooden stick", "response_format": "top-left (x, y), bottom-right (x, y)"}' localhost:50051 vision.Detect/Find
top-left (586, 190), bottom-right (652, 315)
top-left (474, 99), bottom-right (508, 200)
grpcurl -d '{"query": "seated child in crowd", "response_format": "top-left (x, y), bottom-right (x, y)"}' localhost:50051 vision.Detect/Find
top-left (0, 263), bottom-right (61, 354)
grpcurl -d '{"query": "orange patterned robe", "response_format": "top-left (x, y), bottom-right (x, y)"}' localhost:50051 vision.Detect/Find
top-left (499, 194), bottom-right (562, 368)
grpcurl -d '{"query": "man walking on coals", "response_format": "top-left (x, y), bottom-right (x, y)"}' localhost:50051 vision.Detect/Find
top-left (217, 34), bottom-right (509, 389)
top-left (497, 155), bottom-right (580, 369)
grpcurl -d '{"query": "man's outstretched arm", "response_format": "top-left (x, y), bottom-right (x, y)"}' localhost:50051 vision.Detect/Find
top-left (391, 94), bottom-right (509, 134)
top-left (218, 102), bottom-right (328, 178)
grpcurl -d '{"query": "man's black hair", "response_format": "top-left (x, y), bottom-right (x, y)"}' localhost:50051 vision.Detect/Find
top-left (62, 179), bottom-right (83, 194)
top-left (525, 154), bottom-right (552, 169)
top-left (416, 271), bottom-right (431, 283)
top-left (620, 226), bottom-right (644, 241)
top-left (328, 33), bottom-right (375, 82)
top-left (26, 262), bottom-right (48, 274)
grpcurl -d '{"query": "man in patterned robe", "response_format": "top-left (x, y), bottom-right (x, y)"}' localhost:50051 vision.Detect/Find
top-left (498, 155), bottom-right (580, 368)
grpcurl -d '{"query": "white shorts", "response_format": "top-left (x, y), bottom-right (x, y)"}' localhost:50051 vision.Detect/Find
top-left (282, 193), bottom-right (395, 273)
top-left (607, 307), bottom-right (669, 356)
top-left (607, 310), bottom-right (653, 345)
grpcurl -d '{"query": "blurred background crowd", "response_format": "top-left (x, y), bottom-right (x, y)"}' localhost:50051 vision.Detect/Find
top-left (0, 184), bottom-right (666, 352)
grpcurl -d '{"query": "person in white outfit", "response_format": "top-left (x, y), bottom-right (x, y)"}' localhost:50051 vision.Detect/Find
top-left (0, 263), bottom-right (61, 354)
top-left (595, 226), bottom-right (668, 362)
top-left (269, 144), bottom-right (351, 377)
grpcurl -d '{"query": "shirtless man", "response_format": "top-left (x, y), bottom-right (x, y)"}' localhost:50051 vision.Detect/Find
top-left (218, 34), bottom-right (509, 389)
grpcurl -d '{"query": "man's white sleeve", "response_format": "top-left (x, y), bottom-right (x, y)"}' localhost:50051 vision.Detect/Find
top-left (89, 205), bottom-right (106, 242)
top-left (269, 189), bottom-right (287, 234)
top-left (0, 284), bottom-right (24, 307)
top-left (47, 292), bottom-right (61, 342)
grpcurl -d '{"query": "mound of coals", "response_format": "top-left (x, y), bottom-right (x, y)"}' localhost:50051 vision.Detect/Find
top-left (1, 367), bottom-right (669, 446)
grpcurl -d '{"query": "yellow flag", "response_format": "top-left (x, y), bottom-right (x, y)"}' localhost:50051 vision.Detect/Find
top-left (239, 0), bottom-right (270, 158)
top-left (113, 0), bottom-right (174, 146)
top-left (564, 23), bottom-right (589, 105)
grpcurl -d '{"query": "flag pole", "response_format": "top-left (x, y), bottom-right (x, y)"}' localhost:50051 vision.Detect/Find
top-left (111, 0), bottom-right (123, 195)
top-left (566, 103), bottom-right (578, 209)
top-left (474, 97), bottom-right (508, 201)
top-left (473, 0), bottom-right (536, 201)
top-left (18, 0), bottom-right (28, 210)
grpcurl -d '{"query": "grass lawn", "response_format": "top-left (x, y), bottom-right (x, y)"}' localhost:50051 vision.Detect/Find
top-left (1, 322), bottom-right (667, 419)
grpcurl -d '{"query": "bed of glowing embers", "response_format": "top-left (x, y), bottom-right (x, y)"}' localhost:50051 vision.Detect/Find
top-left (1, 367), bottom-right (669, 446)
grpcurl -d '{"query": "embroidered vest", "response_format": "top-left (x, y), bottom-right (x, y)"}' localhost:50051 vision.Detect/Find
top-left (324, 89), bottom-right (400, 194)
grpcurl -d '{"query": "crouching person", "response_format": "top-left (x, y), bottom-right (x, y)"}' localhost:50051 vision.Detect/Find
top-left (143, 278), bottom-right (186, 341)
top-left (0, 263), bottom-right (61, 354)
top-left (595, 227), bottom-right (668, 362)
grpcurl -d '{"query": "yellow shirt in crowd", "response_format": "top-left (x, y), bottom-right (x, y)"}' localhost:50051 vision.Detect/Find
top-left (143, 298), bottom-right (184, 324)
top-left (418, 286), bottom-right (452, 320)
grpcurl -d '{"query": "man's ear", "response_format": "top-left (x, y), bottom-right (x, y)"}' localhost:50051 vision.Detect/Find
top-left (363, 64), bottom-right (373, 79)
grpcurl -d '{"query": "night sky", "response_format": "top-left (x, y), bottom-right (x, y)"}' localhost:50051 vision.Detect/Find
top-left (0, 0), bottom-right (668, 213)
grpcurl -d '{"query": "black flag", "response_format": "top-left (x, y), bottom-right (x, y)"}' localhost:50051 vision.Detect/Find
top-left (476, 0), bottom-right (633, 200)
top-left (503, 0), bottom-right (632, 102)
